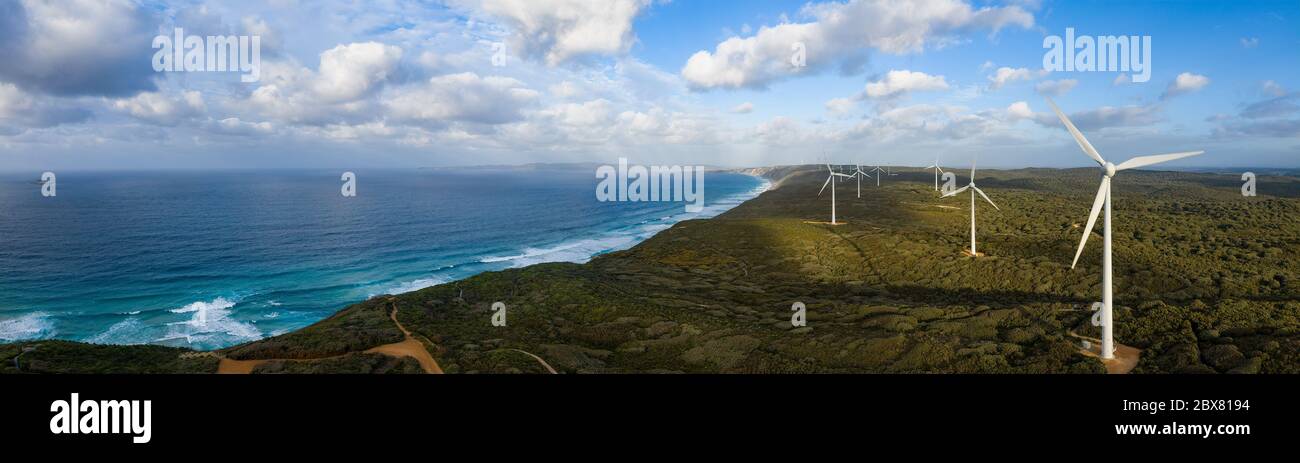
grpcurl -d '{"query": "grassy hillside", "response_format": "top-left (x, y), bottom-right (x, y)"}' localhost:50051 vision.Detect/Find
top-left (4, 166), bottom-right (1298, 373)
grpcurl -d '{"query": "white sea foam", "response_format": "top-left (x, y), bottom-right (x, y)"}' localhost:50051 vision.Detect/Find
top-left (476, 176), bottom-right (769, 269)
top-left (87, 318), bottom-right (151, 345)
top-left (155, 297), bottom-right (261, 348)
top-left (0, 312), bottom-right (56, 342)
top-left (371, 276), bottom-right (449, 298)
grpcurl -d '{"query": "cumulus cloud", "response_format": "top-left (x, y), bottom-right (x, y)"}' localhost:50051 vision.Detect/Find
top-left (1034, 79), bottom-right (1077, 97)
top-left (0, 82), bottom-right (92, 130)
top-left (864, 70), bottom-right (949, 99)
top-left (731, 102), bottom-right (754, 114)
top-left (385, 72), bottom-right (540, 127)
top-left (453, 0), bottom-right (651, 66)
top-left (1005, 101), bottom-right (1033, 120)
top-left (313, 42), bottom-right (403, 103)
top-left (987, 66), bottom-right (1046, 90)
top-left (0, 0), bottom-right (158, 97)
top-left (111, 91), bottom-right (206, 126)
top-left (1161, 72), bottom-right (1210, 100)
top-left (681, 0), bottom-right (1033, 90)
top-left (843, 103), bottom-right (1014, 141)
top-left (203, 117), bottom-right (275, 136)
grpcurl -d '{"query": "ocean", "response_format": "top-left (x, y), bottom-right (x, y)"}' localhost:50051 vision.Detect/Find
top-left (0, 167), bottom-right (767, 349)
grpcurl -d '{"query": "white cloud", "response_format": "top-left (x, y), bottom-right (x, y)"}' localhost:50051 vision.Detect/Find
top-left (111, 91), bottom-right (206, 126)
top-left (1240, 37), bottom-right (1259, 48)
top-left (453, 0), bottom-right (652, 66)
top-left (731, 102), bottom-right (754, 114)
top-left (1112, 74), bottom-right (1130, 86)
top-left (386, 72), bottom-right (540, 126)
top-left (825, 98), bottom-right (855, 118)
top-left (1005, 101), bottom-right (1033, 120)
top-left (752, 116), bottom-right (807, 146)
top-left (0, 82), bottom-right (92, 129)
top-left (681, 0), bottom-right (1033, 89)
top-left (313, 42), bottom-right (403, 103)
top-left (1161, 72), bottom-right (1210, 100)
top-left (864, 70), bottom-right (949, 99)
top-left (1034, 79), bottom-right (1077, 97)
top-left (987, 66), bottom-right (1046, 90)
top-left (204, 117), bottom-right (274, 136)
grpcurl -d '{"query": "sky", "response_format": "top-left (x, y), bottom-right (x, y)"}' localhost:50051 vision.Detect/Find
top-left (0, 0), bottom-right (1297, 171)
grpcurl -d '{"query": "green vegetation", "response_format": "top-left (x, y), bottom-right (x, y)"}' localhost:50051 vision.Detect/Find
top-left (0, 340), bottom-right (217, 374)
top-left (220, 297), bottom-right (405, 360)
top-left (3, 166), bottom-right (1297, 373)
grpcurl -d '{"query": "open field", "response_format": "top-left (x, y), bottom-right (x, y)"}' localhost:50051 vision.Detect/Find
top-left (4, 166), bottom-right (1298, 373)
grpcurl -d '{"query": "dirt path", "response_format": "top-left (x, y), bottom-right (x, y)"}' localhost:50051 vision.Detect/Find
top-left (212, 303), bottom-right (442, 374)
top-left (498, 349), bottom-right (558, 374)
top-left (1069, 331), bottom-right (1141, 374)
top-left (367, 306), bottom-right (442, 374)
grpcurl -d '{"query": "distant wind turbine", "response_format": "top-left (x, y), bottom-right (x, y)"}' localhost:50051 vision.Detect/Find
top-left (942, 161), bottom-right (999, 257)
top-left (1047, 97), bottom-right (1203, 360)
top-left (868, 166), bottom-right (886, 186)
top-left (851, 163), bottom-right (872, 198)
top-left (925, 157), bottom-right (944, 191)
top-left (818, 164), bottom-right (855, 224)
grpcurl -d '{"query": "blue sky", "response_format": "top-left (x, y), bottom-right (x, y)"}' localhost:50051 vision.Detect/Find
top-left (0, 0), bottom-right (1297, 171)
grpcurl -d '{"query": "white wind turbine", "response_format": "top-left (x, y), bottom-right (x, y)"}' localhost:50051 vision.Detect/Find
top-left (942, 161), bottom-right (999, 257)
top-left (868, 166), bottom-right (887, 186)
top-left (1047, 97), bottom-right (1203, 360)
top-left (925, 156), bottom-right (944, 191)
top-left (818, 164), bottom-right (855, 224)
top-left (852, 163), bottom-right (872, 198)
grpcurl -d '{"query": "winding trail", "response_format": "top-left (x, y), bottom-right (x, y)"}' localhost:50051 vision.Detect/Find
top-left (213, 303), bottom-right (441, 374)
top-left (496, 348), bottom-right (558, 374)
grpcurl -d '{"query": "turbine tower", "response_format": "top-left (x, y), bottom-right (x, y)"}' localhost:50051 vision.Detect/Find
top-left (942, 161), bottom-right (999, 257)
top-left (925, 156), bottom-right (944, 191)
top-left (1047, 97), bottom-right (1203, 360)
top-left (818, 164), bottom-right (854, 224)
top-left (852, 163), bottom-right (872, 198)
top-left (869, 166), bottom-right (887, 186)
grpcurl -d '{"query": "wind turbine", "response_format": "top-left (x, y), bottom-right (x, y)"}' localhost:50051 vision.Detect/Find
top-left (942, 161), bottom-right (999, 257)
top-left (818, 164), bottom-right (854, 224)
top-left (925, 156), bottom-right (944, 191)
top-left (1047, 97), bottom-right (1203, 361)
top-left (868, 166), bottom-right (887, 186)
top-left (851, 163), bottom-right (872, 198)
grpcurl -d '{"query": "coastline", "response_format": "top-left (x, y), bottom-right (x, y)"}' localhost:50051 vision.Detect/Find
top-left (0, 170), bottom-right (773, 352)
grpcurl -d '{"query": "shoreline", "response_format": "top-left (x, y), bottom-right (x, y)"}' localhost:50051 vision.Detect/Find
top-left (0, 171), bottom-right (774, 352)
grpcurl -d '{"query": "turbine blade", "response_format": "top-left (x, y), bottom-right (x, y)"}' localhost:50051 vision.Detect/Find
top-left (1071, 176), bottom-right (1109, 269)
top-left (1045, 97), bottom-right (1106, 166)
top-left (942, 185), bottom-right (970, 198)
top-left (818, 175), bottom-right (832, 196)
top-left (1115, 151), bottom-right (1204, 171)
top-left (973, 185), bottom-right (999, 210)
